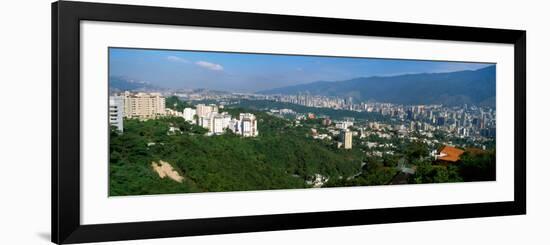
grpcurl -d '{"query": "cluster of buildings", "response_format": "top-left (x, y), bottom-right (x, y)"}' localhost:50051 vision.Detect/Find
top-left (151, 89), bottom-right (495, 140)
top-left (397, 104), bottom-right (496, 139)
top-left (268, 93), bottom-right (354, 110)
top-left (266, 93), bottom-right (496, 140)
top-left (109, 91), bottom-right (258, 137)
top-left (362, 103), bottom-right (495, 139)
top-left (305, 117), bottom-right (354, 149)
top-left (191, 104), bottom-right (258, 137)
top-left (170, 89), bottom-right (265, 102)
top-left (160, 90), bottom-right (496, 140)
top-left (300, 107), bottom-right (494, 153)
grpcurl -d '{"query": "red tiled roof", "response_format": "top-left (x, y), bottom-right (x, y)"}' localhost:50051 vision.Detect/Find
top-left (438, 145), bottom-right (465, 162)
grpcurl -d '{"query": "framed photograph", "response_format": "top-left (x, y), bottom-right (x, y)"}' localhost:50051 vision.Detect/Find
top-left (52, 1), bottom-right (526, 244)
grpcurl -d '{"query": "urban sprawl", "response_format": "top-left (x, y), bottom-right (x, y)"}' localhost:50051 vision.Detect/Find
top-left (110, 90), bottom-right (495, 159)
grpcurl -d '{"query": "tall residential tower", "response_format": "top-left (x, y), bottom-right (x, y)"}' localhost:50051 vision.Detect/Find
top-left (122, 91), bottom-right (166, 119)
top-left (109, 95), bottom-right (124, 132)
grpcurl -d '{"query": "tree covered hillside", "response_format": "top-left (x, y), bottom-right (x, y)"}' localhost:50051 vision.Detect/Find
top-left (109, 110), bottom-right (365, 196)
top-left (109, 98), bottom-right (495, 196)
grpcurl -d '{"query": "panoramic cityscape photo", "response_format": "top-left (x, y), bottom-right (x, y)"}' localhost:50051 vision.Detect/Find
top-left (108, 47), bottom-right (496, 196)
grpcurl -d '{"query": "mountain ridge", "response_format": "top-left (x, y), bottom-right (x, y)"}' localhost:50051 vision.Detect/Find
top-left (258, 65), bottom-right (496, 106)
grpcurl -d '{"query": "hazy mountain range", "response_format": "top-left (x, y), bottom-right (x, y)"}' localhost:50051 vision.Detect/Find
top-left (258, 65), bottom-right (496, 106)
top-left (110, 65), bottom-right (496, 106)
top-left (109, 76), bottom-right (161, 93)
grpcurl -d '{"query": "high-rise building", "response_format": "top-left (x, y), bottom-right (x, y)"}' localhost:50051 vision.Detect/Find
top-left (339, 129), bottom-right (352, 149)
top-left (199, 116), bottom-right (212, 130)
top-left (239, 113), bottom-right (258, 137)
top-left (212, 114), bottom-right (225, 134)
top-left (109, 95), bottom-right (124, 132)
top-left (183, 108), bottom-right (196, 123)
top-left (406, 110), bottom-right (414, 120)
top-left (436, 116), bottom-right (446, 126)
top-left (122, 91), bottom-right (166, 119)
top-left (196, 104), bottom-right (217, 118)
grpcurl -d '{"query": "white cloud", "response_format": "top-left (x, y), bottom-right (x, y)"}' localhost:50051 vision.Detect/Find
top-left (195, 61), bottom-right (224, 71)
top-left (166, 56), bottom-right (189, 63)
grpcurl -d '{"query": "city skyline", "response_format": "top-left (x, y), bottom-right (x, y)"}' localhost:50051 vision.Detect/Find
top-left (109, 47), bottom-right (493, 92)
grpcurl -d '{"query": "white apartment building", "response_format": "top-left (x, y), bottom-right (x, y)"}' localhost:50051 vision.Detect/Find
top-left (122, 91), bottom-right (166, 119)
top-left (212, 115), bottom-right (225, 134)
top-left (109, 95), bottom-right (124, 132)
top-left (195, 104), bottom-right (218, 118)
top-left (199, 116), bottom-right (212, 130)
top-left (212, 113), bottom-right (231, 134)
top-left (183, 108), bottom-right (196, 123)
top-left (199, 112), bottom-right (233, 135)
top-left (238, 113), bottom-right (258, 137)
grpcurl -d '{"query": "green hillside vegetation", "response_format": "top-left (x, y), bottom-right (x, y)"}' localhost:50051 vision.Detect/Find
top-left (165, 96), bottom-right (193, 111)
top-left (109, 98), bottom-right (496, 196)
top-left (110, 108), bottom-right (367, 196)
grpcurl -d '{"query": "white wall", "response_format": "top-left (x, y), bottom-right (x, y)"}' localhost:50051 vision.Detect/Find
top-left (0, 0), bottom-right (547, 244)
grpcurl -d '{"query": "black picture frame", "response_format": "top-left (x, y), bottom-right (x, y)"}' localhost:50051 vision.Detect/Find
top-left (52, 1), bottom-right (526, 244)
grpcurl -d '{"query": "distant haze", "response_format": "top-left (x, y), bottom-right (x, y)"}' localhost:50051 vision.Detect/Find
top-left (259, 65), bottom-right (496, 106)
top-left (109, 47), bottom-right (493, 92)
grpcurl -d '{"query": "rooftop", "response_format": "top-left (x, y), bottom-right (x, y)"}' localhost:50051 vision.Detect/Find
top-left (437, 145), bottom-right (465, 162)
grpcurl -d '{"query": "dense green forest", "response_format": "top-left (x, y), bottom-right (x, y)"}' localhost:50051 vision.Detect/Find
top-left (109, 98), bottom-right (496, 196)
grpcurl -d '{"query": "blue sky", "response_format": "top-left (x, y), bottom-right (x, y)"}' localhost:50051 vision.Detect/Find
top-left (109, 48), bottom-right (493, 92)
